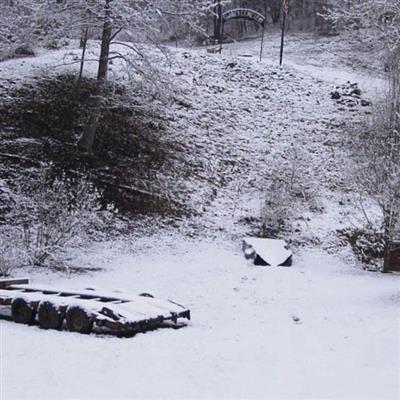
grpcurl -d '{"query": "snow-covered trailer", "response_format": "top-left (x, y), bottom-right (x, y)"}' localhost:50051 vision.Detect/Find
top-left (0, 278), bottom-right (190, 336)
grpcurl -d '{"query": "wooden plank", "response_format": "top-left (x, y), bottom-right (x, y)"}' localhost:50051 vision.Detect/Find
top-left (0, 278), bottom-right (29, 289)
top-left (0, 297), bottom-right (13, 306)
top-left (9, 285), bottom-right (132, 303)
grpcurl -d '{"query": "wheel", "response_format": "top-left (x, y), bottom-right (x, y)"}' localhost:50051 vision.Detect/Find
top-left (66, 306), bottom-right (93, 334)
top-left (38, 301), bottom-right (64, 330)
top-left (11, 298), bottom-right (36, 325)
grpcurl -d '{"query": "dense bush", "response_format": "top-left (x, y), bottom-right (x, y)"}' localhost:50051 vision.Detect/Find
top-left (0, 74), bottom-right (96, 140)
top-left (338, 227), bottom-right (385, 270)
top-left (0, 74), bottom-right (178, 215)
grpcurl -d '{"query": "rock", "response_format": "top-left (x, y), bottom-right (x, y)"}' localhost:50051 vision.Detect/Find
top-left (292, 315), bottom-right (301, 323)
top-left (331, 91), bottom-right (341, 100)
top-left (227, 62), bottom-right (237, 69)
top-left (14, 45), bottom-right (35, 57)
top-left (361, 99), bottom-right (371, 107)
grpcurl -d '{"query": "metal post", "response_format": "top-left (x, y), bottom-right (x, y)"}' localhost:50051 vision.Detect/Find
top-left (260, 23), bottom-right (265, 62)
top-left (219, 21), bottom-right (224, 54)
top-left (217, 0), bottom-right (223, 53)
top-left (279, 10), bottom-right (286, 66)
top-left (79, 27), bottom-right (88, 80)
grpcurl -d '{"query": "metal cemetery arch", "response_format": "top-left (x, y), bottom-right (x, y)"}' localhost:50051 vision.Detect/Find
top-left (222, 8), bottom-right (266, 25)
top-left (221, 8), bottom-right (266, 61)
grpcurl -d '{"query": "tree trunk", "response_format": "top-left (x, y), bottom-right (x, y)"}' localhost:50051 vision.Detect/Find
top-left (213, 0), bottom-right (222, 44)
top-left (78, 27), bottom-right (89, 80)
top-left (97, 0), bottom-right (112, 82)
top-left (382, 212), bottom-right (393, 273)
top-left (78, 0), bottom-right (112, 153)
top-left (213, 4), bottom-right (218, 43)
top-left (77, 93), bottom-right (102, 153)
top-left (383, 237), bottom-right (391, 273)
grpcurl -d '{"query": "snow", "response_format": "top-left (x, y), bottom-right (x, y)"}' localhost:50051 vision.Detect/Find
top-left (1, 236), bottom-right (399, 399)
top-left (1, 33), bottom-right (400, 399)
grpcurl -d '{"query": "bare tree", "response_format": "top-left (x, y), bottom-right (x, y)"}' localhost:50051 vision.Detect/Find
top-left (72, 0), bottom-right (214, 153)
top-left (325, 0), bottom-right (400, 49)
top-left (353, 69), bottom-right (400, 272)
top-left (328, 0), bottom-right (400, 271)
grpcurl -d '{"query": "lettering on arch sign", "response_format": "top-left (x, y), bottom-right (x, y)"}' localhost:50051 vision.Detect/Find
top-left (222, 8), bottom-right (266, 27)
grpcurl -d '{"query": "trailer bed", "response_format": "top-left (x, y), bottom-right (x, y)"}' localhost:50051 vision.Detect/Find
top-left (0, 278), bottom-right (190, 336)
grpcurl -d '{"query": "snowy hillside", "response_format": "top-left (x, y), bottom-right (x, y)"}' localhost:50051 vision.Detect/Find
top-left (1, 33), bottom-right (399, 400)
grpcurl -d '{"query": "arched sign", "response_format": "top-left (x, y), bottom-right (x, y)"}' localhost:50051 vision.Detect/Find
top-left (222, 8), bottom-right (266, 27)
top-left (220, 8), bottom-right (266, 61)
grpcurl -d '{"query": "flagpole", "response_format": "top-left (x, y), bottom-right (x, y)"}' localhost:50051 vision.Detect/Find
top-left (279, 2), bottom-right (288, 66)
top-left (259, 23), bottom-right (265, 62)
top-left (217, 0), bottom-right (223, 54)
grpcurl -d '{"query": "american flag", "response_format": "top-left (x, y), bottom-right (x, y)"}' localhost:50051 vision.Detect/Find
top-left (282, 0), bottom-right (289, 14)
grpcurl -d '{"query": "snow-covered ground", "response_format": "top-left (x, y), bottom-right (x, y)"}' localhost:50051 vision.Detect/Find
top-left (2, 234), bottom-right (399, 399)
top-left (1, 33), bottom-right (399, 399)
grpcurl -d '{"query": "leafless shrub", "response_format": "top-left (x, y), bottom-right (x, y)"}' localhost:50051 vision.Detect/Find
top-left (0, 231), bottom-right (27, 276)
top-left (5, 169), bottom-right (102, 269)
top-left (261, 146), bottom-right (319, 236)
top-left (0, 222), bottom-right (31, 275)
top-left (0, 249), bottom-right (16, 277)
top-left (349, 64), bottom-right (400, 271)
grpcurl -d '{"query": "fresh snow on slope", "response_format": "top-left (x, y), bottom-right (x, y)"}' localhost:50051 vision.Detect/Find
top-left (1, 34), bottom-right (399, 400)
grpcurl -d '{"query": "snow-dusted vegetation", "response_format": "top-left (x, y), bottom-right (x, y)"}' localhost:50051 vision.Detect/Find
top-left (0, 1), bottom-right (399, 399)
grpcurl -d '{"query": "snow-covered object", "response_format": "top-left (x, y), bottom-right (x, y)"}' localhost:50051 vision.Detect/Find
top-left (0, 283), bottom-right (190, 335)
top-left (242, 237), bottom-right (292, 267)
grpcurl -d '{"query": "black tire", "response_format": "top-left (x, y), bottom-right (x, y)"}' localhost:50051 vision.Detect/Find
top-left (38, 301), bottom-right (64, 330)
top-left (11, 298), bottom-right (36, 325)
top-left (66, 306), bottom-right (93, 334)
